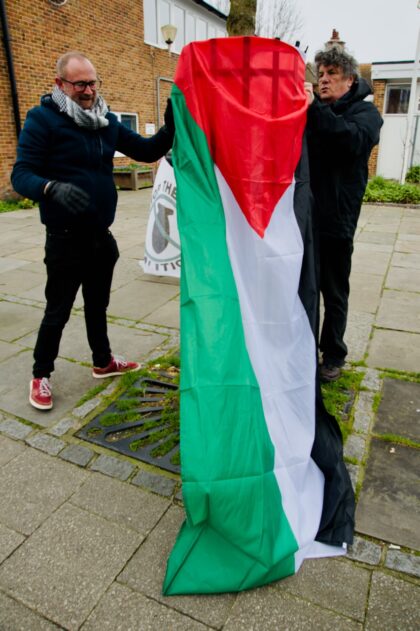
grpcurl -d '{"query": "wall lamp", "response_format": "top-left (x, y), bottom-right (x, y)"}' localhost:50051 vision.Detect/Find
top-left (161, 24), bottom-right (177, 51)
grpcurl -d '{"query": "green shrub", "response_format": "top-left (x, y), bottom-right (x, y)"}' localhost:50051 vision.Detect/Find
top-left (0, 198), bottom-right (37, 213)
top-left (364, 176), bottom-right (420, 204)
top-left (406, 165), bottom-right (420, 183)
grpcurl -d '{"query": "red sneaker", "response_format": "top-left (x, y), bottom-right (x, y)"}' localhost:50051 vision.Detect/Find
top-left (29, 378), bottom-right (53, 410)
top-left (92, 356), bottom-right (141, 379)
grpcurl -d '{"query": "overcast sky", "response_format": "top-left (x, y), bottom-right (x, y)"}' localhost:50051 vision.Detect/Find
top-left (293, 0), bottom-right (420, 63)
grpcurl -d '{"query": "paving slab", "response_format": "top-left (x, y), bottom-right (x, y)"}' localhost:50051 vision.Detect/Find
top-left (356, 231), bottom-right (396, 245)
top-left (365, 572), bottom-right (420, 631)
top-left (385, 266), bottom-right (420, 292)
top-left (0, 591), bottom-right (61, 631)
top-left (348, 272), bottom-right (384, 314)
top-left (0, 502), bottom-right (142, 631)
top-left (0, 523), bottom-right (25, 564)
top-left (17, 314), bottom-right (168, 364)
top-left (142, 297), bottom-right (180, 328)
top-left (374, 378), bottom-right (420, 442)
top-left (376, 289), bottom-right (420, 333)
top-left (347, 536), bottom-right (383, 566)
top-left (70, 473), bottom-right (170, 535)
top-left (82, 582), bottom-right (209, 631)
top-left (0, 257), bottom-right (29, 274)
top-left (361, 223), bottom-right (399, 234)
top-left (351, 250), bottom-right (392, 277)
top-left (395, 236), bottom-right (420, 253)
top-left (0, 267), bottom-right (45, 295)
top-left (355, 438), bottom-right (420, 549)
top-left (344, 311), bottom-right (374, 363)
top-left (0, 300), bottom-right (41, 342)
top-left (118, 505), bottom-right (236, 629)
top-left (0, 339), bottom-right (25, 361)
top-left (109, 278), bottom-right (179, 321)
top-left (391, 251), bottom-right (420, 269)
top-left (0, 434), bottom-right (26, 466)
top-left (367, 328), bottom-right (420, 372)
top-left (399, 220), bottom-right (420, 236)
top-left (0, 351), bottom-right (93, 427)
top-left (110, 257), bottom-right (145, 291)
top-left (385, 548), bottom-right (420, 578)
top-left (275, 557), bottom-right (370, 622)
top-left (0, 449), bottom-right (86, 535)
top-left (224, 585), bottom-right (361, 631)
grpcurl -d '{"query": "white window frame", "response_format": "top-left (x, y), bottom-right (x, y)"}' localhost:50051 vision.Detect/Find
top-left (384, 83), bottom-right (411, 116)
top-left (143, 0), bottom-right (227, 54)
top-left (113, 112), bottom-right (139, 157)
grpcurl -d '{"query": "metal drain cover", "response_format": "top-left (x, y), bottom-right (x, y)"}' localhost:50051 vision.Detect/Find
top-left (77, 374), bottom-right (180, 474)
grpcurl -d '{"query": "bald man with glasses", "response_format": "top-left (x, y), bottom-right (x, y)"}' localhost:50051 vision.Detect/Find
top-left (12, 51), bottom-right (175, 410)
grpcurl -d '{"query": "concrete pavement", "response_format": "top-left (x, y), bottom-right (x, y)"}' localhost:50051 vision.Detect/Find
top-left (0, 191), bottom-right (419, 630)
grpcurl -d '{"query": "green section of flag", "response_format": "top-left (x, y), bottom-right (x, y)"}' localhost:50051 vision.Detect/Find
top-left (162, 85), bottom-right (297, 595)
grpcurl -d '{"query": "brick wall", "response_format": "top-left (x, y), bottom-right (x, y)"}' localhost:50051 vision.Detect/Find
top-left (368, 79), bottom-right (386, 178)
top-left (1, 0), bottom-right (178, 197)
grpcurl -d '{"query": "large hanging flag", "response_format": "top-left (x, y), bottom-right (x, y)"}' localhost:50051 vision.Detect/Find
top-left (163, 37), bottom-right (354, 596)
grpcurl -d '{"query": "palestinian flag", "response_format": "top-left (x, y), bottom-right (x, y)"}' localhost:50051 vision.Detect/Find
top-left (163, 37), bottom-right (354, 596)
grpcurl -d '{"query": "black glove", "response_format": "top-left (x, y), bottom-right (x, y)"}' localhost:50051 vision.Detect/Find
top-left (164, 98), bottom-right (175, 137)
top-left (45, 181), bottom-right (90, 214)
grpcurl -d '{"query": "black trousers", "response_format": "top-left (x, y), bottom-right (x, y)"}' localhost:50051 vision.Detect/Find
top-left (33, 228), bottom-right (119, 378)
top-left (319, 234), bottom-right (354, 367)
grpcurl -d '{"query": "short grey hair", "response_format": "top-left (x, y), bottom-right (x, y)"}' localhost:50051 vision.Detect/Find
top-left (314, 46), bottom-right (359, 80)
top-left (56, 51), bottom-right (91, 77)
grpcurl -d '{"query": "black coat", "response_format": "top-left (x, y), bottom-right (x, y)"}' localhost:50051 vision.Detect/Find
top-left (307, 78), bottom-right (383, 239)
top-left (11, 95), bottom-right (173, 230)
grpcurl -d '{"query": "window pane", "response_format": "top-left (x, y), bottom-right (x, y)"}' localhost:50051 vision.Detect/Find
top-left (172, 5), bottom-right (185, 52)
top-left (120, 114), bottom-right (137, 132)
top-left (196, 18), bottom-right (207, 40)
top-left (185, 12), bottom-right (195, 44)
top-left (386, 86), bottom-right (410, 114)
top-left (143, 0), bottom-right (156, 43)
top-left (158, 0), bottom-right (171, 46)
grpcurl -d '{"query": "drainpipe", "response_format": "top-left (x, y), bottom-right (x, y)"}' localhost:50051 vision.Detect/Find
top-left (0, 0), bottom-right (21, 138)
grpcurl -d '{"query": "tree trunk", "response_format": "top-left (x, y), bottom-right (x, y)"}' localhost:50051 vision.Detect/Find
top-left (226, 0), bottom-right (257, 36)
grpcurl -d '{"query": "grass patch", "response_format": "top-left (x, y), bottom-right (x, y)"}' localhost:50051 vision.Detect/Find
top-left (0, 198), bottom-right (37, 213)
top-left (75, 382), bottom-right (110, 407)
top-left (379, 368), bottom-right (420, 383)
top-left (321, 368), bottom-right (365, 440)
top-left (363, 176), bottom-right (420, 204)
top-left (373, 433), bottom-right (420, 449)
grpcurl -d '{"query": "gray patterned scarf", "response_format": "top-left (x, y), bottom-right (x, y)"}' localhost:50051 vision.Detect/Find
top-left (52, 86), bottom-right (109, 129)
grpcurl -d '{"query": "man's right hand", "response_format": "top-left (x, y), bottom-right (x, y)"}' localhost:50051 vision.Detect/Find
top-left (45, 181), bottom-right (90, 214)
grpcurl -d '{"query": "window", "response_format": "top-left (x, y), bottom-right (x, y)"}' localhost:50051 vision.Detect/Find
top-left (120, 114), bottom-right (138, 132)
top-left (385, 85), bottom-right (410, 114)
top-left (114, 112), bottom-right (139, 157)
top-left (143, 0), bottom-right (227, 52)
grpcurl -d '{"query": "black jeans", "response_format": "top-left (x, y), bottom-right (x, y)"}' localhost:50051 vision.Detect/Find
top-left (319, 234), bottom-right (354, 367)
top-left (33, 228), bottom-right (119, 378)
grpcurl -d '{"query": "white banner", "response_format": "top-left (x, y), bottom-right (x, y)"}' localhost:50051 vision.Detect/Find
top-left (141, 157), bottom-right (181, 278)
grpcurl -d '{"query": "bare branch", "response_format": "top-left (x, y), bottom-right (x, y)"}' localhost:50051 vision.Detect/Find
top-left (256, 0), bottom-right (303, 44)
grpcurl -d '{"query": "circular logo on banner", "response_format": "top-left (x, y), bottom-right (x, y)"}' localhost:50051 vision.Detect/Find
top-left (142, 159), bottom-right (181, 277)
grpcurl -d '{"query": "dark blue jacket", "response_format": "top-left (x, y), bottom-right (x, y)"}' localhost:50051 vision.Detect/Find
top-left (11, 95), bottom-right (173, 230)
top-left (307, 79), bottom-right (383, 239)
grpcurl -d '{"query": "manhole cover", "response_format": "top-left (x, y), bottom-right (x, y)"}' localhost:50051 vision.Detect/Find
top-left (77, 373), bottom-right (180, 474)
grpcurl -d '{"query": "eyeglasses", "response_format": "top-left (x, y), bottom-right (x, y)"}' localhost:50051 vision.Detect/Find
top-left (60, 77), bottom-right (102, 91)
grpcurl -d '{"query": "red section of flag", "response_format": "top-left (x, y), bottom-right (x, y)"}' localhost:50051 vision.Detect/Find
top-left (174, 37), bottom-right (307, 237)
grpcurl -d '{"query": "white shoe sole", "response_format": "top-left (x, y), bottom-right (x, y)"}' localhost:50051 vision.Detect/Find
top-left (92, 364), bottom-right (142, 379)
top-left (29, 387), bottom-right (53, 410)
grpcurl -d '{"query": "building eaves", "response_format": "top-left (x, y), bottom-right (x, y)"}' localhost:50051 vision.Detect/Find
top-left (192, 0), bottom-right (228, 20)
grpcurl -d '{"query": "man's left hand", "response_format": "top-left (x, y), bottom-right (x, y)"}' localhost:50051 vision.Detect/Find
top-left (304, 82), bottom-right (314, 106)
top-left (164, 98), bottom-right (175, 137)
